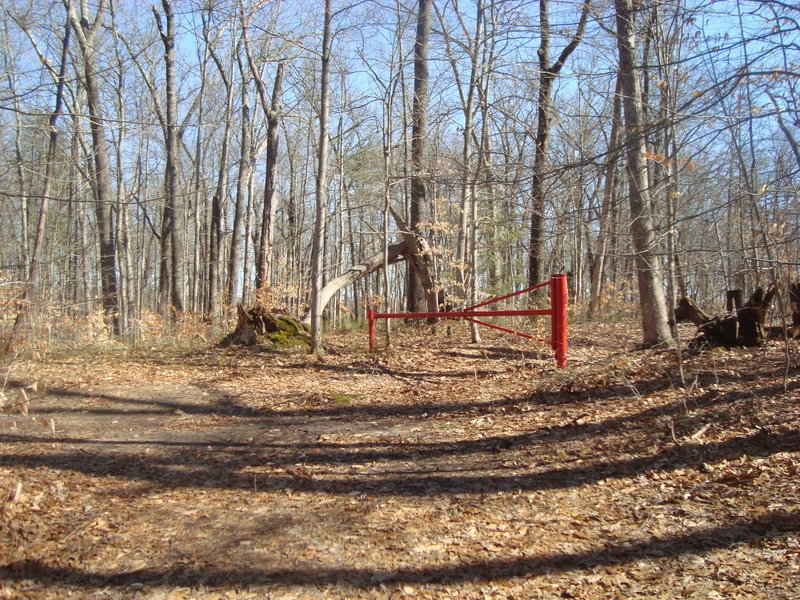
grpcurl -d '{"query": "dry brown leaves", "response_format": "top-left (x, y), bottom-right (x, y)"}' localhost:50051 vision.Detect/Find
top-left (1, 321), bottom-right (798, 599)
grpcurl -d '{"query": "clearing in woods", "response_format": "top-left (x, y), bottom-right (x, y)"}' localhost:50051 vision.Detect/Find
top-left (1, 322), bottom-right (799, 599)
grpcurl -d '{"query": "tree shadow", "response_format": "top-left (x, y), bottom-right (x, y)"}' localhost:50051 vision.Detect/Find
top-left (3, 509), bottom-right (797, 589)
top-left (3, 352), bottom-right (798, 594)
top-left (440, 346), bottom-right (552, 361)
top-left (3, 386), bottom-right (268, 419)
top-left (283, 359), bottom-right (509, 380)
top-left (3, 357), bottom-right (797, 486)
top-left (2, 424), bottom-right (797, 496)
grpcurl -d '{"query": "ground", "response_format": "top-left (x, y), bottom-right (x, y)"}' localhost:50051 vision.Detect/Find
top-left (1, 321), bottom-right (799, 599)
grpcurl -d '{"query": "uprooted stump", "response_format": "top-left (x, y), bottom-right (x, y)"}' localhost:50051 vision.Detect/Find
top-left (673, 286), bottom-right (777, 348)
top-left (219, 305), bottom-right (311, 349)
top-left (790, 282), bottom-right (800, 339)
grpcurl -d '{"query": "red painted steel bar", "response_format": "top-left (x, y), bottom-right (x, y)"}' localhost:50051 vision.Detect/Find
top-left (371, 309), bottom-right (552, 320)
top-left (464, 279), bottom-right (551, 311)
top-left (368, 274), bottom-right (568, 367)
top-left (463, 317), bottom-right (538, 340)
top-left (368, 309), bottom-right (376, 352)
top-left (550, 273), bottom-right (568, 367)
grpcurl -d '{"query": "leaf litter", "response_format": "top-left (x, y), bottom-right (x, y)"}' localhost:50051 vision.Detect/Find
top-left (1, 321), bottom-right (798, 599)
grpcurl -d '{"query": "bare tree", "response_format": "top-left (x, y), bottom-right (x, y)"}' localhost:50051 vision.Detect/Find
top-left (240, 4), bottom-right (287, 297)
top-left (153, 0), bottom-right (184, 316)
top-left (587, 75), bottom-right (622, 319)
top-left (202, 9), bottom-right (237, 319)
top-left (2, 1), bottom-right (798, 344)
top-left (528, 0), bottom-right (591, 289)
top-left (310, 0), bottom-right (333, 354)
top-left (2, 12), bottom-right (31, 284)
top-left (408, 0), bottom-right (433, 313)
top-left (436, 0), bottom-right (486, 341)
top-left (227, 49), bottom-right (252, 306)
top-left (11, 9), bottom-right (72, 343)
top-left (614, 0), bottom-right (672, 347)
top-left (65, 0), bottom-right (120, 335)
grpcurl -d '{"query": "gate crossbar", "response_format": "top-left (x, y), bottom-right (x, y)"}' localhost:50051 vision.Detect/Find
top-left (368, 274), bottom-right (568, 367)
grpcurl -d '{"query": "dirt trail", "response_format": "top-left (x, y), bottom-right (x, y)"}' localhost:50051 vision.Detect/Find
top-left (2, 324), bottom-right (799, 599)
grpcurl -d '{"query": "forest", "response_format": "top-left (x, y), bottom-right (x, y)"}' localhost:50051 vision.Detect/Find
top-left (0, 0), bottom-right (797, 350)
top-left (1, 2), bottom-right (799, 598)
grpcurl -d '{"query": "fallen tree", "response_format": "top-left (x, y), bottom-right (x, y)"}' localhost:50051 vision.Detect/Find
top-left (223, 210), bottom-right (448, 348)
top-left (301, 242), bottom-right (408, 326)
top-left (386, 205), bottom-right (440, 316)
top-left (672, 286), bottom-right (778, 347)
top-left (301, 206), bottom-right (443, 325)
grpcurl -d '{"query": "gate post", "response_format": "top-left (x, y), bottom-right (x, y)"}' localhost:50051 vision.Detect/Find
top-left (550, 274), bottom-right (568, 367)
top-left (368, 309), bottom-right (376, 352)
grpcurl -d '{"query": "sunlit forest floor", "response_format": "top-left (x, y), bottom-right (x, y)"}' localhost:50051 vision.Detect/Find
top-left (1, 321), bottom-right (799, 599)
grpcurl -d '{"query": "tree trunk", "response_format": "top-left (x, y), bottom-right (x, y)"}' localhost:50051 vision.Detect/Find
top-left (221, 305), bottom-right (310, 349)
top-left (302, 242), bottom-right (408, 326)
top-left (3, 21), bottom-right (31, 284)
top-left (588, 75), bottom-right (622, 320)
top-left (110, 3), bottom-right (132, 334)
top-left (189, 47), bottom-right (208, 312)
top-left (528, 0), bottom-right (591, 290)
top-left (255, 62), bottom-right (285, 292)
top-left (614, 0), bottom-right (672, 347)
top-left (408, 0), bottom-right (431, 313)
top-left (12, 12), bottom-right (71, 344)
top-left (674, 287), bottom-right (777, 347)
top-left (310, 0), bottom-right (333, 354)
top-left (437, 0), bottom-right (486, 341)
top-left (389, 205), bottom-right (439, 314)
top-left (67, 0), bottom-right (120, 335)
top-left (227, 57), bottom-right (251, 306)
top-left (789, 283), bottom-right (800, 338)
top-left (154, 0), bottom-right (184, 316)
top-left (203, 10), bottom-right (236, 319)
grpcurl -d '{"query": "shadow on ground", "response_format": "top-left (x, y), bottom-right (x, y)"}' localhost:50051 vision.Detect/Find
top-left (3, 510), bottom-right (798, 589)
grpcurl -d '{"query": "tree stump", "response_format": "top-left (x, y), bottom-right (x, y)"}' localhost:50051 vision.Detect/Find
top-left (219, 305), bottom-right (311, 349)
top-left (672, 297), bottom-right (714, 327)
top-left (789, 282), bottom-right (800, 339)
top-left (673, 286), bottom-right (777, 348)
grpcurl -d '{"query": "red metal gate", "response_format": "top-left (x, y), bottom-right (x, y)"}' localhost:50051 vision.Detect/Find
top-left (368, 273), bottom-right (568, 367)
